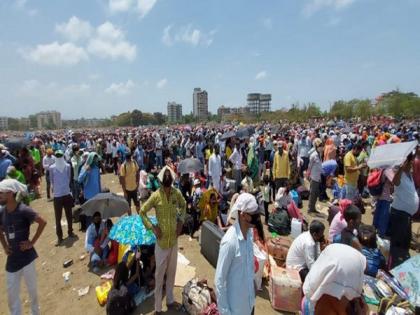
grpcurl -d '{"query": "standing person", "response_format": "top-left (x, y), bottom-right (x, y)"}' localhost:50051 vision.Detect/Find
top-left (0, 144), bottom-right (17, 181)
top-left (29, 145), bottom-right (41, 177)
top-left (307, 139), bottom-right (324, 214)
top-left (70, 146), bottom-right (82, 205)
top-left (215, 193), bottom-right (260, 315)
top-left (389, 154), bottom-right (419, 268)
top-left (140, 166), bottom-right (186, 315)
top-left (372, 168), bottom-right (394, 238)
top-left (272, 141), bottom-right (290, 193)
top-left (78, 152), bottom-right (101, 201)
top-left (133, 142), bottom-right (145, 171)
top-left (119, 152), bottom-right (140, 215)
top-left (343, 143), bottom-right (365, 200)
top-left (229, 142), bottom-right (243, 193)
top-left (42, 148), bottom-right (55, 201)
top-left (49, 150), bottom-right (75, 246)
top-left (0, 179), bottom-right (47, 315)
top-left (111, 141), bottom-right (119, 175)
top-left (105, 138), bottom-right (113, 166)
top-left (208, 144), bottom-right (222, 192)
top-left (297, 131), bottom-right (312, 178)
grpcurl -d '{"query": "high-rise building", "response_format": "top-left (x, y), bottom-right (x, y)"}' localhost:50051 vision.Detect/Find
top-left (247, 93), bottom-right (271, 114)
top-left (193, 88), bottom-right (208, 120)
top-left (36, 111), bottom-right (62, 129)
top-left (0, 117), bottom-right (8, 130)
top-left (167, 102), bottom-right (182, 123)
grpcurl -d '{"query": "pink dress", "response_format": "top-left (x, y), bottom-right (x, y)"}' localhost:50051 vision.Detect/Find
top-left (328, 212), bottom-right (348, 242)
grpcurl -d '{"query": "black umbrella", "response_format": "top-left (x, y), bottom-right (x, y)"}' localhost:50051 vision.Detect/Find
top-left (235, 127), bottom-right (251, 139)
top-left (81, 193), bottom-right (129, 218)
top-left (220, 131), bottom-right (236, 141)
top-left (178, 158), bottom-right (204, 175)
top-left (4, 137), bottom-right (31, 151)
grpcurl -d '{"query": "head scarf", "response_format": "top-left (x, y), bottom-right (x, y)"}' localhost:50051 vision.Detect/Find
top-left (157, 166), bottom-right (176, 184)
top-left (228, 192), bottom-right (258, 221)
top-left (339, 199), bottom-right (353, 221)
top-left (303, 243), bottom-right (366, 304)
top-left (85, 152), bottom-right (98, 167)
top-left (0, 179), bottom-right (27, 194)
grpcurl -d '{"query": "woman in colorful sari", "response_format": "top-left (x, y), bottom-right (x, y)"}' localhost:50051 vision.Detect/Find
top-left (198, 188), bottom-right (219, 224)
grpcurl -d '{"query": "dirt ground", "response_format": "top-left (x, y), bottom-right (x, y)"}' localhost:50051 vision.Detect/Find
top-left (0, 173), bottom-right (418, 315)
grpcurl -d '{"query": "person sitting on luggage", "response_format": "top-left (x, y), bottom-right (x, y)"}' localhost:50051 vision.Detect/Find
top-left (106, 262), bottom-right (135, 315)
top-left (333, 204), bottom-right (363, 251)
top-left (216, 201), bottom-right (231, 232)
top-left (286, 220), bottom-right (326, 282)
top-left (358, 225), bottom-right (386, 277)
top-left (85, 211), bottom-right (110, 272)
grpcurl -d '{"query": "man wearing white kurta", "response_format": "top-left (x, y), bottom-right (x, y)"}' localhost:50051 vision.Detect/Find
top-left (208, 145), bottom-right (222, 192)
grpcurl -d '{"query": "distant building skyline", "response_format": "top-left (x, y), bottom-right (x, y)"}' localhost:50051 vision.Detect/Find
top-left (167, 101), bottom-right (182, 123)
top-left (247, 93), bottom-right (271, 114)
top-left (193, 88), bottom-right (209, 120)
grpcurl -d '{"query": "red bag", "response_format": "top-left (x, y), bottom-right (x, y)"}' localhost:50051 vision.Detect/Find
top-left (202, 303), bottom-right (219, 315)
top-left (267, 237), bottom-right (291, 267)
top-left (367, 169), bottom-right (384, 196)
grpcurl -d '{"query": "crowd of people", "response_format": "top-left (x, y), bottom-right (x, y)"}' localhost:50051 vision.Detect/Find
top-left (0, 117), bottom-right (419, 315)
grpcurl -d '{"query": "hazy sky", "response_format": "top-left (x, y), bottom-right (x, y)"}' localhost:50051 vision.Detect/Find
top-left (1, 0), bottom-right (420, 119)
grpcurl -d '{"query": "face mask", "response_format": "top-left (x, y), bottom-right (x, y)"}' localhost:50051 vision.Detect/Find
top-left (249, 213), bottom-right (261, 226)
top-left (163, 176), bottom-right (172, 187)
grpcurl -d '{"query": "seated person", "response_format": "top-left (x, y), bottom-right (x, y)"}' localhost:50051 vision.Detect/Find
top-left (219, 169), bottom-right (232, 209)
top-left (146, 166), bottom-right (160, 192)
top-left (286, 220), bottom-right (326, 282)
top-left (199, 189), bottom-right (219, 223)
top-left (85, 211), bottom-right (110, 272)
top-left (241, 170), bottom-right (255, 193)
top-left (139, 244), bottom-right (156, 292)
top-left (106, 219), bottom-right (119, 266)
top-left (328, 199), bottom-right (352, 242)
top-left (106, 262), bottom-right (135, 315)
top-left (358, 224), bottom-right (386, 277)
top-left (216, 201), bottom-right (230, 232)
top-left (303, 244), bottom-right (369, 315)
top-left (333, 205), bottom-right (362, 251)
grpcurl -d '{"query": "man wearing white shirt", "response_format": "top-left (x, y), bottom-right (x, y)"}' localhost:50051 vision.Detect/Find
top-left (286, 220), bottom-right (325, 282)
top-left (208, 145), bottom-right (222, 192)
top-left (229, 143), bottom-right (242, 193)
top-left (42, 149), bottom-right (55, 200)
top-left (215, 193), bottom-right (260, 315)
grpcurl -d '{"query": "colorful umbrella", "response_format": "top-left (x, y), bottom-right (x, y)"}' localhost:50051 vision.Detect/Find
top-left (109, 215), bottom-right (157, 246)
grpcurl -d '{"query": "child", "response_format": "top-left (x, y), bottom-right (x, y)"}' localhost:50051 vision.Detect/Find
top-left (358, 225), bottom-right (386, 277)
top-left (333, 204), bottom-right (363, 251)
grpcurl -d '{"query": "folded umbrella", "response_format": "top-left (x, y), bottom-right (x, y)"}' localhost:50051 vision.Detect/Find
top-left (367, 141), bottom-right (418, 169)
top-left (178, 158), bottom-right (204, 175)
top-left (109, 215), bottom-right (157, 246)
top-left (81, 192), bottom-right (129, 218)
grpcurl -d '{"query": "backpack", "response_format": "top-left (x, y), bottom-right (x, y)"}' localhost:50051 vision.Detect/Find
top-left (268, 208), bottom-right (291, 236)
top-left (367, 169), bottom-right (384, 197)
top-left (182, 279), bottom-right (213, 315)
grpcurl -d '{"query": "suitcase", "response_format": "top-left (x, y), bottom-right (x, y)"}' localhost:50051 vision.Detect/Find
top-left (200, 220), bottom-right (225, 268)
top-left (269, 256), bottom-right (302, 313)
top-left (267, 236), bottom-right (291, 266)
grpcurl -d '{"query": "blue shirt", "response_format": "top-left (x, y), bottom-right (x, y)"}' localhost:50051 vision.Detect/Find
top-left (215, 221), bottom-right (255, 315)
top-left (0, 158), bottom-right (12, 180)
top-left (322, 159), bottom-right (338, 176)
top-left (78, 165), bottom-right (101, 200)
top-left (49, 164), bottom-right (72, 198)
top-left (134, 147), bottom-right (144, 167)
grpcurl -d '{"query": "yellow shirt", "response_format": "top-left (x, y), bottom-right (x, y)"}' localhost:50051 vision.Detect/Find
top-left (226, 146), bottom-right (233, 159)
top-left (344, 151), bottom-right (359, 187)
top-left (141, 188), bottom-right (186, 249)
top-left (120, 161), bottom-right (139, 191)
top-left (273, 151), bottom-right (290, 179)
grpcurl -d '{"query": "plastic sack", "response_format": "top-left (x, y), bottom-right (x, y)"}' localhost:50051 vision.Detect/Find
top-left (253, 243), bottom-right (267, 291)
